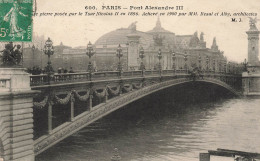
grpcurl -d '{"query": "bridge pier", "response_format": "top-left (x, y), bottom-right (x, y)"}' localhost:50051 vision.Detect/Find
top-left (0, 68), bottom-right (37, 161)
top-left (242, 70), bottom-right (260, 96)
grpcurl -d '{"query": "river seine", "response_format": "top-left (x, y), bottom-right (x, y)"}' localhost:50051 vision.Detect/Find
top-left (36, 84), bottom-right (260, 161)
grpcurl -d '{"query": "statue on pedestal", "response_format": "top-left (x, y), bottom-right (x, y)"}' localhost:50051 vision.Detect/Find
top-left (248, 17), bottom-right (260, 30)
top-left (0, 42), bottom-right (23, 67)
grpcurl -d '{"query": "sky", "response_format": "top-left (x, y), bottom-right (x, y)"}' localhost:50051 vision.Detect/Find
top-left (32, 0), bottom-right (260, 62)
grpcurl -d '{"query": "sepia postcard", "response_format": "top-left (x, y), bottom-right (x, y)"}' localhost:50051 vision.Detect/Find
top-left (0, 0), bottom-right (260, 161)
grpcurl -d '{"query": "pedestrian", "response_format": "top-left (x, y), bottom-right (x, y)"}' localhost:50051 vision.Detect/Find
top-left (69, 67), bottom-right (74, 73)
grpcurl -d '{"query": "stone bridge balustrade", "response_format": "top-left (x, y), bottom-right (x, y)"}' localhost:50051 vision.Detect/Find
top-left (30, 69), bottom-right (242, 156)
top-left (30, 69), bottom-right (190, 87)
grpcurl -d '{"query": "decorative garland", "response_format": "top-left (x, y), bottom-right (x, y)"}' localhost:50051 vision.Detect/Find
top-left (33, 96), bottom-right (48, 109)
top-left (107, 86), bottom-right (120, 96)
top-left (73, 90), bottom-right (90, 102)
top-left (54, 93), bottom-right (72, 105)
top-left (94, 88), bottom-right (107, 98)
top-left (133, 83), bottom-right (142, 89)
top-left (123, 84), bottom-right (133, 92)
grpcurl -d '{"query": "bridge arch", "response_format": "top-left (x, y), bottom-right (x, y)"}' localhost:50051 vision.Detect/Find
top-left (195, 79), bottom-right (241, 97)
top-left (34, 77), bottom-right (241, 155)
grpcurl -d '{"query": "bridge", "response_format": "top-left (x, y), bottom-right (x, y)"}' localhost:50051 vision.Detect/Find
top-left (0, 68), bottom-right (244, 161)
top-left (31, 70), bottom-right (241, 154)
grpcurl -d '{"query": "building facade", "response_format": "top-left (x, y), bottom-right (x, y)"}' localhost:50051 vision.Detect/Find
top-left (94, 17), bottom-right (227, 72)
top-left (2, 18), bottom-right (234, 73)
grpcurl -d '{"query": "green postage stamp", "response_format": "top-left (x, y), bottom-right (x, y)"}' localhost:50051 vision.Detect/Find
top-left (0, 0), bottom-right (33, 42)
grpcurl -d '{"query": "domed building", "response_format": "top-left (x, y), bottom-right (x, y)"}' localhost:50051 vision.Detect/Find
top-left (94, 17), bottom-right (227, 71)
top-left (15, 17), bottom-right (228, 72)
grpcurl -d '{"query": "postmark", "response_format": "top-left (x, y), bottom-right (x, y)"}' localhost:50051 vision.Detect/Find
top-left (0, 0), bottom-right (35, 42)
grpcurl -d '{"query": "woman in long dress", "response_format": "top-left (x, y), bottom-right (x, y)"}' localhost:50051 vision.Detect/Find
top-left (4, 1), bottom-right (28, 40)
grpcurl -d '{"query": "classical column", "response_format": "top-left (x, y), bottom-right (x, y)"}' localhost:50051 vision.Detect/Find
top-left (104, 88), bottom-right (108, 103)
top-left (48, 102), bottom-right (53, 134)
top-left (89, 94), bottom-right (93, 111)
top-left (246, 18), bottom-right (260, 66)
top-left (70, 93), bottom-right (75, 121)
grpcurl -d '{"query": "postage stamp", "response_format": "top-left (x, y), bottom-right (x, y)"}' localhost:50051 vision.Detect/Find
top-left (0, 0), bottom-right (33, 42)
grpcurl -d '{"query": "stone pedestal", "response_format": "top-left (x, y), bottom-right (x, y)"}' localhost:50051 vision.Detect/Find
top-left (0, 68), bottom-right (36, 161)
top-left (246, 28), bottom-right (260, 66)
top-left (127, 33), bottom-right (140, 70)
top-left (242, 70), bottom-right (260, 96)
top-left (0, 68), bottom-right (31, 92)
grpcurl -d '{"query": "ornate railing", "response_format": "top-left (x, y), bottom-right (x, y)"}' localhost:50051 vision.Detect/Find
top-left (30, 69), bottom-right (189, 86)
top-left (30, 69), bottom-right (242, 90)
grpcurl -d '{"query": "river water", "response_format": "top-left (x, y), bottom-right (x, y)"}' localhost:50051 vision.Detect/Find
top-left (36, 84), bottom-right (260, 161)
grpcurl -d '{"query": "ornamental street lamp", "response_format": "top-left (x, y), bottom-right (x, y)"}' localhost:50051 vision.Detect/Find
top-left (228, 62), bottom-right (231, 73)
top-left (213, 59), bottom-right (216, 73)
top-left (172, 52), bottom-right (176, 75)
top-left (126, 42), bottom-right (129, 70)
top-left (139, 46), bottom-right (145, 76)
top-left (86, 41), bottom-right (95, 81)
top-left (224, 62), bottom-right (227, 73)
top-left (116, 44), bottom-right (123, 77)
top-left (235, 63), bottom-right (238, 74)
top-left (242, 58), bottom-right (248, 72)
top-left (184, 53), bottom-right (188, 73)
top-left (43, 37), bottom-right (54, 85)
top-left (198, 54), bottom-right (201, 70)
top-left (206, 56), bottom-right (209, 72)
top-left (219, 61), bottom-right (222, 73)
top-left (157, 49), bottom-right (162, 76)
top-left (32, 44), bottom-right (35, 67)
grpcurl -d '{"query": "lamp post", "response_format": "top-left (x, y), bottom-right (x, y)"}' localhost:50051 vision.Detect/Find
top-left (242, 58), bottom-right (248, 72)
top-left (172, 52), bottom-right (176, 74)
top-left (224, 61), bottom-right (227, 74)
top-left (32, 44), bottom-right (35, 67)
top-left (184, 53), bottom-right (188, 73)
top-left (43, 37), bottom-right (54, 85)
top-left (228, 62), bottom-right (231, 73)
top-left (40, 47), bottom-right (43, 69)
top-left (86, 41), bottom-right (95, 81)
top-left (206, 56), bottom-right (209, 73)
top-left (126, 42), bottom-right (129, 71)
top-left (219, 61), bottom-right (222, 73)
top-left (139, 46), bottom-right (145, 76)
top-left (213, 59), bottom-right (215, 73)
top-left (116, 44), bottom-right (123, 77)
top-left (235, 63), bottom-right (238, 74)
top-left (157, 49), bottom-right (162, 76)
top-left (198, 54), bottom-right (201, 70)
